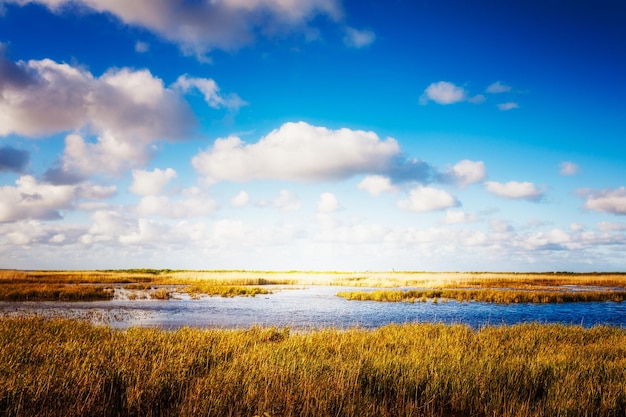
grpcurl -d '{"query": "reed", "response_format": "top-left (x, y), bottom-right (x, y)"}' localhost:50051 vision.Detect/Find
top-left (183, 284), bottom-right (271, 298)
top-left (0, 284), bottom-right (114, 301)
top-left (1, 317), bottom-right (625, 417)
top-left (337, 289), bottom-right (626, 304)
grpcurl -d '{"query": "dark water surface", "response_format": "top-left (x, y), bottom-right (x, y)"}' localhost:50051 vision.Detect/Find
top-left (1, 286), bottom-right (625, 329)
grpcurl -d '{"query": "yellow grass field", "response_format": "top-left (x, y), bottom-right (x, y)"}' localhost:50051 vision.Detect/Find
top-left (1, 317), bottom-right (625, 417)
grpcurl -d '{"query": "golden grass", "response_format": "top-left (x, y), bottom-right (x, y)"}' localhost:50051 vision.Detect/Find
top-left (2, 270), bottom-right (626, 302)
top-left (1, 317), bottom-right (625, 417)
top-left (337, 288), bottom-right (626, 304)
top-left (0, 283), bottom-right (114, 302)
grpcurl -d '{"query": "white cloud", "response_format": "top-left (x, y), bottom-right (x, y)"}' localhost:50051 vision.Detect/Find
top-left (135, 41), bottom-right (149, 53)
top-left (490, 218), bottom-right (512, 233)
top-left (598, 221), bottom-right (626, 232)
top-left (357, 175), bottom-right (398, 196)
top-left (317, 192), bottom-right (341, 213)
top-left (578, 187), bottom-right (626, 215)
top-left (174, 75), bottom-right (246, 110)
top-left (7, 0), bottom-right (343, 56)
top-left (0, 175), bottom-right (111, 222)
top-left (273, 189), bottom-right (302, 212)
top-left (444, 160), bottom-right (486, 187)
top-left (0, 54), bottom-right (244, 177)
top-left (559, 161), bottom-right (580, 176)
top-left (485, 181), bottom-right (544, 201)
top-left (343, 26), bottom-right (375, 48)
top-left (58, 132), bottom-right (153, 178)
top-left (486, 81), bottom-right (512, 94)
top-left (440, 210), bottom-right (477, 225)
top-left (397, 186), bottom-right (459, 213)
top-left (119, 218), bottom-right (168, 245)
top-left (497, 102), bottom-right (519, 111)
top-left (569, 223), bottom-right (585, 232)
top-left (192, 121), bottom-right (400, 183)
top-left (231, 190), bottom-right (250, 207)
top-left (420, 81), bottom-right (466, 105)
top-left (136, 187), bottom-right (218, 219)
top-left (129, 168), bottom-right (177, 196)
top-left (0, 58), bottom-right (197, 140)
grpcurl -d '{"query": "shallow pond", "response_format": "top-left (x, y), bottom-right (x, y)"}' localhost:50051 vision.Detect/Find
top-left (1, 286), bottom-right (625, 329)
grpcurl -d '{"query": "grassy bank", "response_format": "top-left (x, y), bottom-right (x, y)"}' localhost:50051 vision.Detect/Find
top-left (1, 318), bottom-right (625, 417)
top-left (337, 288), bottom-right (626, 304)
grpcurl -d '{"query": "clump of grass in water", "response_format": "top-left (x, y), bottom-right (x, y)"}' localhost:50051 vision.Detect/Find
top-left (337, 288), bottom-right (626, 304)
top-left (184, 284), bottom-right (271, 298)
top-left (1, 318), bottom-right (625, 417)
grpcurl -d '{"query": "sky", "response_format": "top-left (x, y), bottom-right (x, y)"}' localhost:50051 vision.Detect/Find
top-left (0, 0), bottom-right (625, 272)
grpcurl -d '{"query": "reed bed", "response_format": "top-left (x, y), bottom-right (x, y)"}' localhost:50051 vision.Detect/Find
top-left (183, 284), bottom-right (271, 298)
top-left (1, 317), bottom-right (625, 417)
top-left (3, 270), bottom-right (626, 302)
top-left (0, 284), bottom-right (114, 302)
top-left (337, 289), bottom-right (626, 304)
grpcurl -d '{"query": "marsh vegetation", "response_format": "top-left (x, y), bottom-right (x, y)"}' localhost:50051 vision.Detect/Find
top-left (2, 269), bottom-right (625, 304)
top-left (1, 317), bottom-right (625, 417)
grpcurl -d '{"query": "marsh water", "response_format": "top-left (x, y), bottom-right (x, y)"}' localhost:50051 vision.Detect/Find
top-left (1, 285), bottom-right (625, 329)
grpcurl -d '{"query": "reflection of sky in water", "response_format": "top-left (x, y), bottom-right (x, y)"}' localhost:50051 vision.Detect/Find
top-left (1, 286), bottom-right (625, 329)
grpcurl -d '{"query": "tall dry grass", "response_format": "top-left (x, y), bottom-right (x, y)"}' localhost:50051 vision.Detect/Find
top-left (1, 317), bottom-right (625, 417)
top-left (337, 288), bottom-right (626, 304)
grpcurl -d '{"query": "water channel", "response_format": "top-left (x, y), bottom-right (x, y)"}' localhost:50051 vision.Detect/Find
top-left (1, 286), bottom-right (625, 329)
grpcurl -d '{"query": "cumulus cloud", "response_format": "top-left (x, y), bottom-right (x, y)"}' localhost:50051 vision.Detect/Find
top-left (559, 161), bottom-right (580, 176)
top-left (420, 81), bottom-right (467, 105)
top-left (578, 187), bottom-right (626, 215)
top-left (273, 189), bottom-right (302, 212)
top-left (497, 102), bottom-right (519, 111)
top-left (357, 175), bottom-right (398, 196)
top-left (317, 192), bottom-right (341, 213)
top-left (56, 132), bottom-right (154, 178)
top-left (485, 181), bottom-right (544, 201)
top-left (397, 185), bottom-right (459, 212)
top-left (0, 146), bottom-right (29, 172)
top-left (0, 53), bottom-right (243, 176)
top-left (440, 210), bottom-right (477, 225)
top-left (420, 81), bottom-right (485, 106)
top-left (192, 121), bottom-right (400, 183)
top-left (129, 168), bottom-right (177, 196)
top-left (136, 187), bottom-right (218, 219)
top-left (6, 0), bottom-right (343, 57)
top-left (0, 57), bottom-right (197, 139)
top-left (0, 175), bottom-right (113, 222)
top-left (490, 218), bottom-right (512, 233)
top-left (231, 190), bottom-right (250, 207)
top-left (441, 160), bottom-right (486, 187)
top-left (598, 221), bottom-right (626, 232)
top-left (486, 81), bottom-right (512, 94)
top-left (343, 26), bottom-right (375, 48)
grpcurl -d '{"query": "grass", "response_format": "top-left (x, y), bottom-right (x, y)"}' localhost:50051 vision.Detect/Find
top-left (1, 317), bottom-right (625, 417)
top-left (0, 283), bottom-right (114, 302)
top-left (337, 288), bottom-right (626, 304)
top-left (2, 269), bottom-right (626, 302)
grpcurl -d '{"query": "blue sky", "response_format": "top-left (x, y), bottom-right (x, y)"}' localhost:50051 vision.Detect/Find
top-left (0, 0), bottom-right (625, 271)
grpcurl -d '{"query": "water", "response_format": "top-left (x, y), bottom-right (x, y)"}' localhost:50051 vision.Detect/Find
top-left (1, 286), bottom-right (625, 329)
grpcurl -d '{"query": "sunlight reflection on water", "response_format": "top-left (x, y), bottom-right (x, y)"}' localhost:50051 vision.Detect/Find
top-left (1, 286), bottom-right (625, 329)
